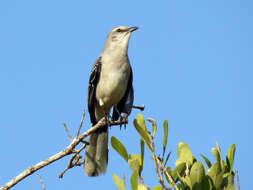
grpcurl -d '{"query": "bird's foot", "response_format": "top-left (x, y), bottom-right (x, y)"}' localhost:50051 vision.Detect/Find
top-left (119, 113), bottom-right (128, 130)
top-left (105, 114), bottom-right (111, 127)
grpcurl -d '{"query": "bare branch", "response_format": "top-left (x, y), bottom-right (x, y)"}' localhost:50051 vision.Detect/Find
top-left (122, 174), bottom-right (126, 186)
top-left (0, 117), bottom-right (127, 190)
top-left (132, 105), bottom-right (145, 111)
top-left (162, 165), bottom-right (176, 188)
top-left (58, 144), bottom-right (87, 178)
top-left (76, 110), bottom-right (85, 137)
top-left (138, 175), bottom-right (151, 190)
top-left (39, 176), bottom-right (46, 190)
top-left (150, 136), bottom-right (169, 190)
top-left (236, 170), bottom-right (240, 190)
top-left (62, 123), bottom-right (72, 141)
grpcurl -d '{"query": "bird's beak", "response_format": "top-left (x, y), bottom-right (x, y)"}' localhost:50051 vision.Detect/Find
top-left (129, 26), bottom-right (139, 32)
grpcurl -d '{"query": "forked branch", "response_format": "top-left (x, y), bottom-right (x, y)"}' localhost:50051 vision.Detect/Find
top-left (0, 104), bottom-right (144, 190)
top-left (0, 117), bottom-right (127, 190)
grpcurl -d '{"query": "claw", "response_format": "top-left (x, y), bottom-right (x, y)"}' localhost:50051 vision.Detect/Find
top-left (119, 113), bottom-right (128, 129)
top-left (105, 113), bottom-right (111, 127)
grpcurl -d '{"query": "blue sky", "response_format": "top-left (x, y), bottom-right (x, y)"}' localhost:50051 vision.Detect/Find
top-left (0, 1), bottom-right (252, 189)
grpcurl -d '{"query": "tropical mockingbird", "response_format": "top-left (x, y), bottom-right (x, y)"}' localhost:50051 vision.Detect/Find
top-left (84, 26), bottom-right (138, 176)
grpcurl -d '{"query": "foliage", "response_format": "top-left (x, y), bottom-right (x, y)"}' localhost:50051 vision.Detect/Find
top-left (111, 114), bottom-right (236, 190)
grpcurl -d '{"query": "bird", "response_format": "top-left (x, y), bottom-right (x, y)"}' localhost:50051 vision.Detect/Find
top-left (84, 26), bottom-right (138, 177)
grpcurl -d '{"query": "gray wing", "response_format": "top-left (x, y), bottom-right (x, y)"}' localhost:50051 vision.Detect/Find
top-left (112, 66), bottom-right (134, 120)
top-left (88, 56), bottom-right (102, 125)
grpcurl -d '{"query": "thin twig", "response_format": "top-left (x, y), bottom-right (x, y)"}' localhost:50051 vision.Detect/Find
top-left (162, 165), bottom-right (177, 189)
top-left (160, 167), bottom-right (164, 189)
top-left (63, 123), bottom-right (72, 141)
top-left (236, 170), bottom-right (240, 190)
top-left (132, 105), bottom-right (145, 111)
top-left (123, 174), bottom-right (125, 186)
top-left (150, 137), bottom-right (169, 190)
top-left (58, 144), bottom-right (87, 178)
top-left (80, 139), bottom-right (89, 145)
top-left (0, 117), bottom-right (127, 190)
top-left (138, 175), bottom-right (151, 190)
top-left (39, 176), bottom-right (46, 190)
top-left (76, 110), bottom-right (85, 137)
top-left (138, 175), bottom-right (144, 185)
top-left (139, 175), bottom-right (144, 184)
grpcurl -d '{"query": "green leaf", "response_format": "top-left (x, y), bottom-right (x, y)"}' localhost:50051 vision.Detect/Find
top-left (184, 176), bottom-right (192, 188)
top-left (177, 173), bottom-right (192, 188)
top-left (207, 162), bottom-right (223, 189)
top-left (165, 165), bottom-right (185, 190)
top-left (207, 162), bottom-right (221, 177)
top-left (175, 142), bottom-right (194, 166)
top-left (216, 142), bottom-right (225, 170)
top-left (174, 162), bottom-right (186, 178)
top-left (152, 186), bottom-right (162, 190)
top-left (200, 177), bottom-right (213, 190)
top-left (190, 162), bottom-right (206, 190)
top-left (128, 154), bottom-right (142, 174)
top-left (211, 148), bottom-right (221, 163)
top-left (162, 120), bottom-right (168, 160)
top-left (226, 144), bottom-right (236, 173)
top-left (223, 173), bottom-right (235, 186)
top-left (226, 183), bottom-right (236, 190)
top-left (175, 183), bottom-right (189, 190)
top-left (129, 154), bottom-right (142, 164)
top-left (137, 184), bottom-right (148, 190)
top-left (216, 142), bottom-right (221, 154)
top-left (133, 119), bottom-right (151, 150)
top-left (222, 159), bottom-right (227, 172)
top-left (137, 114), bottom-right (146, 130)
top-left (111, 136), bottom-right (128, 162)
top-left (165, 167), bottom-right (177, 187)
top-left (200, 154), bottom-right (212, 168)
top-left (225, 173), bottom-right (235, 190)
top-left (112, 174), bottom-right (126, 190)
top-left (165, 163), bottom-right (186, 185)
top-left (140, 138), bottom-right (144, 174)
top-left (130, 172), bottom-right (138, 190)
top-left (146, 118), bottom-right (157, 137)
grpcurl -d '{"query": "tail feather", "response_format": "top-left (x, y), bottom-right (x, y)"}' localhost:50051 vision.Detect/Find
top-left (84, 130), bottom-right (108, 177)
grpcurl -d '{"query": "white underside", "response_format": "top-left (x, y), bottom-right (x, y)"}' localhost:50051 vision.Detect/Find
top-left (95, 55), bottom-right (130, 119)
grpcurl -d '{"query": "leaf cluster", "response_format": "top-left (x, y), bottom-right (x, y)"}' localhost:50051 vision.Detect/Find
top-left (111, 114), bottom-right (236, 190)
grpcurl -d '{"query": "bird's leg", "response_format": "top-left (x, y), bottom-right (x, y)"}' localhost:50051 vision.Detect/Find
top-left (104, 113), bottom-right (111, 127)
top-left (114, 107), bottom-right (128, 129)
top-left (121, 113), bottom-right (128, 129)
top-left (98, 98), bottom-right (111, 127)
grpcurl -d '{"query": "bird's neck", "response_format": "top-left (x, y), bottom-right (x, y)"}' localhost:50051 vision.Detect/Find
top-left (102, 44), bottom-right (128, 58)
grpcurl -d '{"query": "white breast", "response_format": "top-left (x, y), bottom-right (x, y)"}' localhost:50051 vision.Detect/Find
top-left (96, 55), bottom-right (130, 112)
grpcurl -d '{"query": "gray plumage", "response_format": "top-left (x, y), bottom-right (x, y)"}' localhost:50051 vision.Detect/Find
top-left (84, 26), bottom-right (138, 177)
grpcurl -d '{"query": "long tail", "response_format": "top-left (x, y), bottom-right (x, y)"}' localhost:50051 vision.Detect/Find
top-left (84, 128), bottom-right (108, 177)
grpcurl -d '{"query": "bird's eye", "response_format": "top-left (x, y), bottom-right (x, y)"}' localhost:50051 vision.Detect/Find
top-left (116, 28), bottom-right (121, 32)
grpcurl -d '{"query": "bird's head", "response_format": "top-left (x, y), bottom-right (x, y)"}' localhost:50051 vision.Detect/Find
top-left (103, 26), bottom-right (138, 53)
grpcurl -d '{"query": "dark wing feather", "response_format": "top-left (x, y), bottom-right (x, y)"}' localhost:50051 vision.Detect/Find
top-left (88, 56), bottom-right (102, 125)
top-left (112, 66), bottom-right (134, 121)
